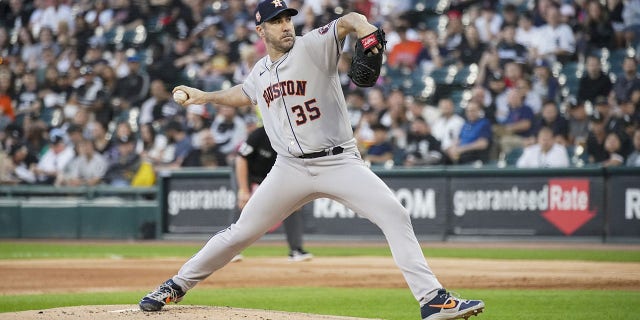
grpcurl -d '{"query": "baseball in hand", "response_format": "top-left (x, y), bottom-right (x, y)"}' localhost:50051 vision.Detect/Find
top-left (173, 90), bottom-right (189, 104)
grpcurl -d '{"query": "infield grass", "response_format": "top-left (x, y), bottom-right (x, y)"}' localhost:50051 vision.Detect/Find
top-left (2, 288), bottom-right (639, 319)
top-left (2, 242), bottom-right (640, 262)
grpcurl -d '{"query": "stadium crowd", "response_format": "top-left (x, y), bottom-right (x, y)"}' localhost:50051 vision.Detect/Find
top-left (0, 0), bottom-right (639, 187)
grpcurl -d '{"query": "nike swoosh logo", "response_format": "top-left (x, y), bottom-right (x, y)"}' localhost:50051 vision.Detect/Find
top-left (429, 299), bottom-right (457, 309)
top-left (260, 70), bottom-right (266, 76)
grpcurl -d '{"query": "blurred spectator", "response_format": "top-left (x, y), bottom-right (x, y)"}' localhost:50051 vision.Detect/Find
top-left (456, 24), bottom-right (486, 65)
top-left (533, 101), bottom-right (569, 145)
top-left (431, 98), bottom-right (464, 152)
top-left (626, 128), bottom-right (640, 166)
top-left (346, 89), bottom-right (369, 131)
top-left (612, 56), bottom-right (640, 105)
top-left (446, 101), bottom-right (492, 164)
top-left (516, 77), bottom-right (543, 115)
top-left (104, 133), bottom-right (141, 187)
top-left (137, 123), bottom-right (170, 166)
top-left (14, 71), bottom-right (41, 126)
top-left (365, 123), bottom-right (393, 166)
top-left (57, 138), bottom-right (107, 186)
top-left (608, 0), bottom-right (626, 47)
top-left (0, 0), bottom-right (33, 31)
top-left (443, 10), bottom-right (464, 52)
top-left (35, 133), bottom-right (74, 184)
top-left (601, 132), bottom-right (626, 166)
top-left (577, 55), bottom-right (612, 105)
top-left (531, 4), bottom-right (576, 64)
top-left (66, 65), bottom-right (104, 120)
top-left (516, 126), bottom-right (569, 168)
top-left (139, 79), bottom-right (183, 125)
top-left (531, 59), bottom-right (560, 104)
top-left (89, 121), bottom-right (111, 154)
top-left (580, 0), bottom-right (615, 53)
top-left (622, 0), bottom-right (640, 46)
top-left (404, 116), bottom-right (443, 166)
top-left (496, 24), bottom-right (528, 66)
top-left (515, 12), bottom-right (537, 49)
top-left (567, 99), bottom-right (590, 145)
top-left (387, 23), bottom-right (422, 69)
top-left (66, 123), bottom-right (84, 153)
top-left (114, 54), bottom-right (150, 109)
top-left (475, 2), bottom-right (503, 44)
top-left (416, 29), bottom-right (444, 72)
top-left (210, 105), bottom-right (247, 165)
top-left (587, 111), bottom-right (609, 163)
top-left (6, 143), bottom-right (38, 184)
top-left (163, 120), bottom-right (197, 168)
top-left (494, 89), bottom-right (536, 156)
top-left (0, 71), bottom-right (15, 123)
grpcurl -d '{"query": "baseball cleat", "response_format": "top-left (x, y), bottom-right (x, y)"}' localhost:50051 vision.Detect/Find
top-left (288, 249), bottom-right (313, 262)
top-left (231, 254), bottom-right (244, 262)
top-left (420, 289), bottom-right (484, 320)
top-left (139, 279), bottom-right (185, 311)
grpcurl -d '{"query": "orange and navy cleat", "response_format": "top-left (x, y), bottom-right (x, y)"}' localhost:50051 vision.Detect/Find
top-left (421, 289), bottom-right (484, 320)
top-left (139, 279), bottom-right (185, 311)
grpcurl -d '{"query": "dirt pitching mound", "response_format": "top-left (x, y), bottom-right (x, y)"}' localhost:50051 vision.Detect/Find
top-left (0, 305), bottom-right (379, 320)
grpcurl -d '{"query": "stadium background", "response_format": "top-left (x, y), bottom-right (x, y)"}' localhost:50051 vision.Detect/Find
top-left (1, 0), bottom-right (640, 319)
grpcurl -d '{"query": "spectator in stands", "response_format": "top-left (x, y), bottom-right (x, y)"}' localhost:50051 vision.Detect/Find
top-left (443, 10), bottom-right (464, 53)
top-left (516, 12), bottom-right (537, 49)
top-left (137, 122), bottom-right (170, 166)
top-left (533, 101), bottom-right (569, 145)
top-left (104, 133), bottom-right (141, 187)
top-left (531, 59), bottom-right (560, 104)
top-left (578, 55), bottom-right (613, 105)
top-left (531, 4), bottom-right (576, 64)
top-left (57, 138), bottom-right (107, 186)
top-left (387, 22), bottom-right (423, 69)
top-left (432, 98), bottom-right (464, 152)
top-left (516, 126), bottom-right (569, 168)
top-left (587, 111), bottom-right (609, 163)
top-left (404, 116), bottom-right (443, 166)
top-left (67, 65), bottom-right (104, 120)
top-left (66, 124), bottom-right (84, 153)
top-left (601, 131), bottom-right (626, 166)
top-left (581, 0), bottom-right (615, 53)
top-left (365, 123), bottom-right (394, 166)
top-left (456, 24), bottom-right (486, 65)
top-left (567, 99), bottom-right (590, 145)
top-left (14, 71), bottom-right (40, 126)
top-left (139, 79), bottom-right (183, 126)
top-left (496, 24), bottom-right (528, 66)
top-left (346, 89), bottom-right (369, 131)
top-left (35, 132), bottom-right (74, 184)
top-left (626, 128), bottom-right (640, 166)
top-left (163, 120), bottom-right (196, 168)
top-left (210, 105), bottom-right (247, 165)
top-left (494, 89), bottom-right (536, 156)
top-left (446, 101), bottom-right (492, 165)
top-left (88, 121), bottom-right (111, 154)
top-left (416, 28), bottom-right (445, 72)
top-left (501, 4), bottom-right (519, 27)
top-left (612, 56), bottom-right (640, 105)
top-left (114, 54), bottom-right (150, 109)
top-left (593, 96), bottom-right (625, 135)
top-left (0, 69), bottom-right (15, 123)
top-left (516, 77), bottom-right (543, 115)
top-left (16, 27), bottom-right (39, 70)
top-left (24, 121), bottom-right (48, 158)
top-left (0, 0), bottom-right (33, 32)
top-left (475, 1), bottom-right (503, 44)
top-left (622, 0), bottom-right (640, 46)
top-left (6, 143), bottom-right (38, 184)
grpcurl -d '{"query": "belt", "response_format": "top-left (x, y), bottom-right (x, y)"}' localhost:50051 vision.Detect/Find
top-left (298, 146), bottom-right (344, 159)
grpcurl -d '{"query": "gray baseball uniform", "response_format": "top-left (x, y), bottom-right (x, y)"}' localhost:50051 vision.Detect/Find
top-left (172, 19), bottom-right (441, 302)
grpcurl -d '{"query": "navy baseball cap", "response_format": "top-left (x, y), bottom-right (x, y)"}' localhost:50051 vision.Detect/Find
top-left (254, 0), bottom-right (298, 25)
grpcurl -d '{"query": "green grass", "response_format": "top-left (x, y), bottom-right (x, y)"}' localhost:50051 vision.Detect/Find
top-left (2, 288), bottom-right (639, 319)
top-left (1, 242), bottom-right (639, 262)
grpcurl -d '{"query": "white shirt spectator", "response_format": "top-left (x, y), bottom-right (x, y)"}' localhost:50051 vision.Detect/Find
top-left (475, 13), bottom-right (503, 43)
top-left (516, 143), bottom-right (569, 168)
top-left (431, 114), bottom-right (464, 150)
top-left (532, 23), bottom-right (575, 57)
top-left (515, 26), bottom-right (538, 48)
top-left (36, 145), bottom-right (75, 181)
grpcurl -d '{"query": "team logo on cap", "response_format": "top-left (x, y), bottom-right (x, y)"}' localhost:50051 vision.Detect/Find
top-left (272, 0), bottom-right (283, 7)
top-left (255, 12), bottom-right (261, 22)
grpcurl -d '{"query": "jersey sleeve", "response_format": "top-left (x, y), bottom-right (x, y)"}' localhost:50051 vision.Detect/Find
top-left (300, 19), bottom-right (344, 74)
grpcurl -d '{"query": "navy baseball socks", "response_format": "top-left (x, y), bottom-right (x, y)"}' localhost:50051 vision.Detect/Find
top-left (420, 289), bottom-right (484, 320)
top-left (139, 279), bottom-right (185, 311)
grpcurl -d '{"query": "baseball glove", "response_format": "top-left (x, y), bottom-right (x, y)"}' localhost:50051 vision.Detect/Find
top-left (348, 29), bottom-right (386, 87)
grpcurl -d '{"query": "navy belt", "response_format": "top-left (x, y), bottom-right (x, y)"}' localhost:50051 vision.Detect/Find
top-left (298, 146), bottom-right (344, 159)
